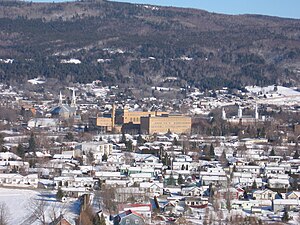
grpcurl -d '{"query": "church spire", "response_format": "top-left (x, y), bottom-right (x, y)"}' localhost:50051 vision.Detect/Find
top-left (71, 89), bottom-right (76, 108)
top-left (238, 105), bottom-right (243, 119)
top-left (255, 104), bottom-right (259, 120)
top-left (222, 107), bottom-right (227, 120)
top-left (59, 91), bottom-right (63, 106)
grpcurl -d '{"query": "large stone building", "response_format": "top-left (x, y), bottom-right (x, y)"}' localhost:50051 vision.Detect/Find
top-left (91, 106), bottom-right (168, 133)
top-left (117, 108), bottom-right (168, 125)
top-left (90, 104), bottom-right (116, 132)
top-left (140, 114), bottom-right (192, 135)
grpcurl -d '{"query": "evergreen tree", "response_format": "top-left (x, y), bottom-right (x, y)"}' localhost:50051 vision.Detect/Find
top-left (0, 134), bottom-right (4, 150)
top-left (232, 165), bottom-right (237, 172)
top-left (65, 132), bottom-right (74, 141)
top-left (252, 179), bottom-right (257, 190)
top-left (121, 131), bottom-right (126, 143)
top-left (243, 190), bottom-right (249, 200)
top-left (159, 144), bottom-right (164, 159)
top-left (281, 209), bottom-right (290, 222)
top-left (167, 157), bottom-right (172, 168)
top-left (167, 173), bottom-right (176, 186)
top-left (208, 183), bottom-right (214, 199)
top-left (16, 144), bottom-right (25, 158)
top-left (56, 188), bottom-right (64, 201)
top-left (137, 134), bottom-right (145, 146)
top-left (28, 132), bottom-right (36, 155)
top-left (102, 153), bottom-right (108, 162)
top-left (173, 137), bottom-right (179, 146)
top-left (220, 150), bottom-right (228, 166)
top-left (209, 144), bottom-right (215, 159)
top-left (293, 149), bottom-right (299, 159)
top-left (177, 174), bottom-right (184, 185)
top-left (125, 140), bottom-right (133, 151)
top-left (162, 153), bottom-right (168, 166)
top-left (270, 148), bottom-right (276, 156)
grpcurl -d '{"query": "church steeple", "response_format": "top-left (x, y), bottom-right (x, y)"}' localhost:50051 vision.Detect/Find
top-left (222, 107), bottom-right (227, 120)
top-left (255, 104), bottom-right (259, 120)
top-left (59, 91), bottom-right (63, 106)
top-left (71, 89), bottom-right (76, 108)
top-left (238, 105), bottom-right (243, 119)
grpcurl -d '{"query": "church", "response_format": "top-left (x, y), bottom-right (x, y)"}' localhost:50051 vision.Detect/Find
top-left (222, 104), bottom-right (266, 125)
top-left (50, 89), bottom-right (77, 119)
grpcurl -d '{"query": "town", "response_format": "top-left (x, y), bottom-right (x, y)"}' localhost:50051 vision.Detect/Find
top-left (0, 79), bottom-right (299, 225)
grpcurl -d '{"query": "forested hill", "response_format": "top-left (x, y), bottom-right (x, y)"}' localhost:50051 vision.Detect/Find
top-left (0, 0), bottom-right (300, 89)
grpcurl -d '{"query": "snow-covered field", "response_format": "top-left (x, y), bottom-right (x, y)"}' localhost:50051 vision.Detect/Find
top-left (246, 85), bottom-right (300, 105)
top-left (0, 188), bottom-right (80, 225)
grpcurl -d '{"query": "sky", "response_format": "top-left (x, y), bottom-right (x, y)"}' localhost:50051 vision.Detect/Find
top-left (111, 0), bottom-right (300, 19)
top-left (29, 0), bottom-right (300, 19)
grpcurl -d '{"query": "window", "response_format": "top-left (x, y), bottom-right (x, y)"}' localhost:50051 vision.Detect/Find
top-left (135, 219), bottom-right (139, 224)
top-left (126, 219), bottom-right (130, 224)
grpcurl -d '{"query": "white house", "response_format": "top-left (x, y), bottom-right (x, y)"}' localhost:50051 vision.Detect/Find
top-left (253, 189), bottom-right (277, 200)
top-left (236, 165), bottom-right (261, 175)
top-left (139, 181), bottom-right (164, 195)
top-left (268, 179), bottom-right (290, 189)
top-left (78, 141), bottom-right (113, 161)
top-left (28, 118), bottom-right (58, 128)
top-left (273, 199), bottom-right (300, 212)
top-left (181, 186), bottom-right (202, 197)
top-left (0, 173), bottom-right (38, 188)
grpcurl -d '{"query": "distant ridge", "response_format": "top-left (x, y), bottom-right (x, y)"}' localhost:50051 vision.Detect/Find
top-left (0, 0), bottom-right (299, 89)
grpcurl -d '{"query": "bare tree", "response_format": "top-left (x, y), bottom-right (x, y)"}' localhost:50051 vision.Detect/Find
top-left (0, 202), bottom-right (9, 225)
top-left (100, 185), bottom-right (116, 214)
top-left (79, 205), bottom-right (94, 225)
top-left (25, 192), bottom-right (66, 225)
top-left (124, 152), bottom-right (134, 165)
top-left (26, 197), bottom-right (47, 225)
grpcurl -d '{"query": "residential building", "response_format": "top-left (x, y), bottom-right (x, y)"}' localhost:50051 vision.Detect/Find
top-left (113, 210), bottom-right (146, 225)
top-left (253, 189), bottom-right (277, 200)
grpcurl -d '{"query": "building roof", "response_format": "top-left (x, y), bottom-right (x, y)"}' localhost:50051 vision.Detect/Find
top-left (50, 105), bottom-right (76, 115)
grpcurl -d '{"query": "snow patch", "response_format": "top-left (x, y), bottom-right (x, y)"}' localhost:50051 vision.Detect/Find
top-left (143, 5), bottom-right (159, 10)
top-left (103, 48), bottom-right (125, 54)
top-left (97, 58), bottom-right (111, 63)
top-left (180, 56), bottom-right (193, 61)
top-left (28, 78), bottom-right (46, 85)
top-left (61, 59), bottom-right (81, 64)
top-left (0, 59), bottom-right (14, 64)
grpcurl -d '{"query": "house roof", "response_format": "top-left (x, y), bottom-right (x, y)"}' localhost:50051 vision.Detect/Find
top-left (253, 188), bottom-right (275, 195)
top-left (49, 215), bottom-right (72, 225)
top-left (287, 191), bottom-right (300, 197)
top-left (116, 209), bottom-right (145, 221)
top-left (50, 105), bottom-right (76, 115)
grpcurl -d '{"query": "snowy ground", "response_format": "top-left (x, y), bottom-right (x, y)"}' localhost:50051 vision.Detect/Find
top-left (0, 188), bottom-right (80, 225)
top-left (246, 85), bottom-right (300, 106)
